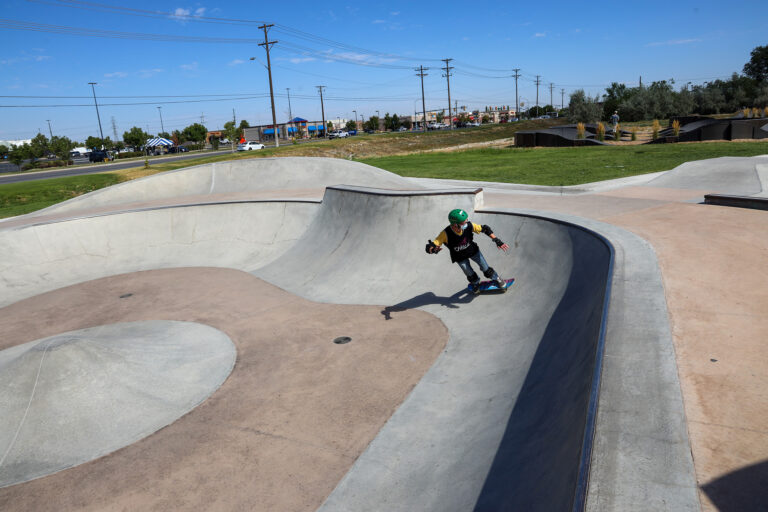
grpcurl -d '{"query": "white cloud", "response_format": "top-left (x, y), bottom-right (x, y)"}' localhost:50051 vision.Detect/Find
top-left (290, 57), bottom-right (316, 64)
top-left (462, 37), bottom-right (470, 41)
top-left (229, 59), bottom-right (245, 66)
top-left (104, 71), bottom-right (129, 78)
top-left (646, 38), bottom-right (701, 47)
top-left (173, 7), bottom-right (190, 17)
top-left (180, 62), bottom-right (198, 71)
top-left (534, 32), bottom-right (546, 38)
top-left (373, 19), bottom-right (386, 24)
top-left (324, 50), bottom-right (397, 66)
top-left (139, 68), bottom-right (164, 78)
top-left (194, 7), bottom-right (206, 16)
top-left (390, 11), bottom-right (400, 15)
top-left (34, 55), bottom-right (51, 62)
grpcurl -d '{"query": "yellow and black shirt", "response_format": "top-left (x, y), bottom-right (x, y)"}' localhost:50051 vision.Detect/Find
top-left (432, 222), bottom-right (483, 263)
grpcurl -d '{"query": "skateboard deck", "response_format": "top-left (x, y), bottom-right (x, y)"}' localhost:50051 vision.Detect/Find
top-left (471, 278), bottom-right (515, 293)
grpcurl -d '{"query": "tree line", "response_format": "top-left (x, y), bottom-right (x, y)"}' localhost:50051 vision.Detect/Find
top-left (568, 45), bottom-right (768, 123)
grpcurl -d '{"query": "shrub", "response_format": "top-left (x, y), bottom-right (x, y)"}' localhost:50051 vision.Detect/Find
top-left (742, 108), bottom-right (751, 118)
top-left (614, 123), bottom-right (621, 141)
top-left (652, 119), bottom-right (661, 139)
top-left (631, 127), bottom-right (638, 141)
top-left (753, 107), bottom-right (760, 118)
top-left (596, 122), bottom-right (605, 141)
top-left (116, 151), bottom-right (143, 159)
top-left (576, 122), bottom-right (585, 139)
top-left (672, 119), bottom-right (681, 136)
top-left (765, 107), bottom-right (768, 117)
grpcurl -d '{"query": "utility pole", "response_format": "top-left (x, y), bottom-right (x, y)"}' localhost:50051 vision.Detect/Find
top-left (88, 82), bottom-right (104, 147)
top-left (111, 116), bottom-right (118, 141)
top-left (257, 23), bottom-right (279, 148)
top-left (353, 109), bottom-right (358, 130)
top-left (549, 83), bottom-right (554, 110)
top-left (286, 87), bottom-right (293, 122)
top-left (561, 89), bottom-right (565, 110)
top-left (455, 100), bottom-right (458, 122)
top-left (317, 85), bottom-right (326, 138)
top-left (157, 106), bottom-right (165, 134)
top-left (512, 68), bottom-right (521, 119)
top-left (46, 120), bottom-right (53, 139)
top-left (415, 65), bottom-right (429, 132)
top-left (200, 113), bottom-right (205, 125)
top-left (534, 75), bottom-right (542, 112)
top-left (441, 58), bottom-right (454, 129)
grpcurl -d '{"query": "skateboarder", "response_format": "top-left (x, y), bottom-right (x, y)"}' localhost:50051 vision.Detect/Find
top-left (425, 208), bottom-right (510, 293)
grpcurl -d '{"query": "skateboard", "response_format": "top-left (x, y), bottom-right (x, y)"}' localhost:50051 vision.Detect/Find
top-left (470, 278), bottom-right (515, 294)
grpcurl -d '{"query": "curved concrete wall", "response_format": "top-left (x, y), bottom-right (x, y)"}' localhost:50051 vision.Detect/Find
top-left (33, 157), bottom-right (421, 217)
top-left (0, 201), bottom-right (317, 307)
top-left (256, 186), bottom-right (612, 511)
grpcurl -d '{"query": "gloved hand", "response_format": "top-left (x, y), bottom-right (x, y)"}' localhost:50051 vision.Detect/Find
top-left (425, 240), bottom-right (441, 254)
top-left (494, 238), bottom-right (510, 251)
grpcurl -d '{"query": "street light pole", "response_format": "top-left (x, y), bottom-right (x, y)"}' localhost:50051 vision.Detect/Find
top-left (157, 106), bottom-right (165, 135)
top-left (353, 109), bottom-right (357, 130)
top-left (46, 119), bottom-right (53, 139)
top-left (88, 82), bottom-right (104, 147)
top-left (317, 85), bottom-right (326, 138)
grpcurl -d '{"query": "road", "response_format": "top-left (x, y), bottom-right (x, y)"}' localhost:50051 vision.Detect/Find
top-left (0, 148), bottom-right (237, 184)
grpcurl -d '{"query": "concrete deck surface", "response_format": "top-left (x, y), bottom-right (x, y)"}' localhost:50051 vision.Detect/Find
top-left (0, 155), bottom-right (766, 511)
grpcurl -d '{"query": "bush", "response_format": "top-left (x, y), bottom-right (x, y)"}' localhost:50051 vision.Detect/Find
top-left (596, 122), bottom-right (605, 141)
top-left (116, 151), bottom-right (143, 159)
top-left (20, 159), bottom-right (71, 171)
top-left (652, 120), bottom-right (661, 139)
top-left (576, 122), bottom-right (585, 139)
top-left (672, 120), bottom-right (681, 136)
top-left (631, 128), bottom-right (638, 141)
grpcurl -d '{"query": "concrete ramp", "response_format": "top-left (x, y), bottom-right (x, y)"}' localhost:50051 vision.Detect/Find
top-left (256, 186), bottom-right (613, 510)
top-left (32, 157), bottom-right (421, 217)
top-left (646, 155), bottom-right (768, 195)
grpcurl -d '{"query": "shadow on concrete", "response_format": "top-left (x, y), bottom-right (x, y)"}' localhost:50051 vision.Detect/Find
top-left (701, 459), bottom-right (768, 512)
top-left (381, 290), bottom-right (474, 320)
top-left (472, 230), bottom-right (610, 511)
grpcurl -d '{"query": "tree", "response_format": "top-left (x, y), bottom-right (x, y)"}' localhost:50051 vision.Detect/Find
top-left (568, 90), bottom-right (602, 123)
top-left (383, 113), bottom-right (392, 131)
top-left (363, 116), bottom-right (379, 131)
top-left (402, 118), bottom-right (412, 129)
top-left (28, 133), bottom-right (49, 161)
top-left (223, 121), bottom-right (240, 152)
top-left (8, 144), bottom-right (28, 169)
top-left (123, 126), bottom-right (150, 150)
top-left (345, 120), bottom-right (357, 132)
top-left (390, 114), bottom-right (401, 130)
top-left (0, 145), bottom-right (8, 159)
top-left (86, 135), bottom-right (113, 150)
top-left (436, 110), bottom-right (445, 123)
top-left (49, 136), bottom-right (74, 161)
top-left (743, 45), bottom-right (768, 82)
top-left (181, 123), bottom-right (207, 145)
top-left (327, 121), bottom-right (334, 131)
top-left (481, 114), bottom-right (490, 124)
top-left (158, 131), bottom-right (171, 139)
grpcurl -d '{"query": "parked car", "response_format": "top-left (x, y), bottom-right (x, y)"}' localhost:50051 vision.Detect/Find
top-left (89, 150), bottom-right (114, 163)
top-left (364, 128), bottom-right (375, 134)
top-left (467, 121), bottom-right (481, 127)
top-left (237, 141), bottom-right (265, 151)
top-left (396, 126), bottom-right (409, 132)
top-left (328, 130), bottom-right (349, 139)
top-left (427, 122), bottom-right (446, 130)
top-left (167, 146), bottom-right (189, 153)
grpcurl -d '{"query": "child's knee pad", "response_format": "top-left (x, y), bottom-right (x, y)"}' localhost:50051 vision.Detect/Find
top-left (466, 271), bottom-right (480, 283)
top-left (483, 267), bottom-right (496, 278)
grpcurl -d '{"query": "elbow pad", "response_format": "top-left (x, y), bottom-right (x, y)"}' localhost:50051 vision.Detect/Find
top-left (481, 224), bottom-right (493, 236)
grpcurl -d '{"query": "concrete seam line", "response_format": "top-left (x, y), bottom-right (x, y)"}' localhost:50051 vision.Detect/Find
top-left (0, 339), bottom-right (53, 469)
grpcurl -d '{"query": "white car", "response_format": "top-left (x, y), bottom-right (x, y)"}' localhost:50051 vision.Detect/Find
top-left (237, 141), bottom-right (265, 151)
top-left (328, 130), bottom-right (349, 139)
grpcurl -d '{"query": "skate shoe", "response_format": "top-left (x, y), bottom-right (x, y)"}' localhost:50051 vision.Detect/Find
top-left (469, 282), bottom-right (481, 294)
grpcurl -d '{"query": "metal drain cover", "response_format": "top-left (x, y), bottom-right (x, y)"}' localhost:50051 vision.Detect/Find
top-left (333, 336), bottom-right (352, 345)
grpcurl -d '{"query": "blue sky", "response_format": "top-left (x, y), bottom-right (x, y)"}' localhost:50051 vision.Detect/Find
top-left (1, 0), bottom-right (766, 142)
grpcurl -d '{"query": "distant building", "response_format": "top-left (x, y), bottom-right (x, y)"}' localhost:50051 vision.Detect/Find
top-left (243, 117), bottom-right (327, 142)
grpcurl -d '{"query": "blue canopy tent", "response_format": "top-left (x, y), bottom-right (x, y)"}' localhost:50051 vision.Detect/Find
top-left (263, 128), bottom-right (281, 135)
top-left (145, 137), bottom-right (173, 147)
top-left (307, 125), bottom-right (325, 132)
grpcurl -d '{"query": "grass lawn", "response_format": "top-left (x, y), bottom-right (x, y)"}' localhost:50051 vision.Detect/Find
top-left (358, 141), bottom-right (768, 186)
top-left (0, 174), bottom-right (121, 219)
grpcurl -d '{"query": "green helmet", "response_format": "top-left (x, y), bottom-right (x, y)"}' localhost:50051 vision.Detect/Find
top-left (448, 209), bottom-right (468, 224)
